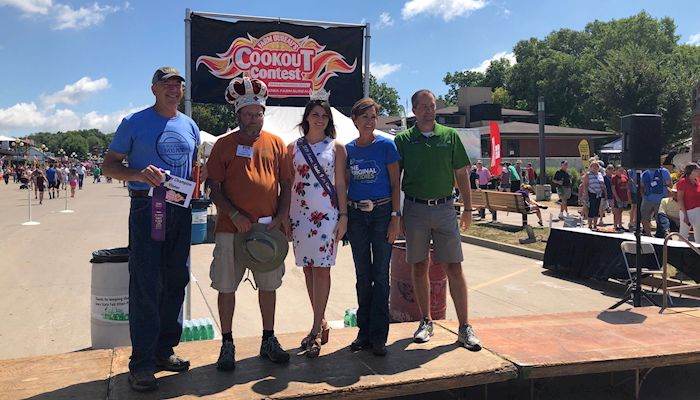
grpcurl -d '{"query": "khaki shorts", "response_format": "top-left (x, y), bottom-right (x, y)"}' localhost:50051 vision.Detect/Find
top-left (640, 199), bottom-right (660, 222)
top-left (210, 233), bottom-right (285, 293)
top-left (557, 187), bottom-right (572, 201)
top-left (402, 199), bottom-right (463, 265)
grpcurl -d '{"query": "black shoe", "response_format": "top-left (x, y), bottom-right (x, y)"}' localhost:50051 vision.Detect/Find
top-left (350, 338), bottom-right (370, 351)
top-left (260, 336), bottom-right (290, 364)
top-left (128, 370), bottom-right (157, 392)
top-left (372, 342), bottom-right (387, 357)
top-left (156, 353), bottom-right (190, 372)
top-left (216, 341), bottom-right (236, 371)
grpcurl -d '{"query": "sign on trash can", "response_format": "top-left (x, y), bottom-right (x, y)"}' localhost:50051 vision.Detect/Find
top-left (90, 248), bottom-right (131, 349)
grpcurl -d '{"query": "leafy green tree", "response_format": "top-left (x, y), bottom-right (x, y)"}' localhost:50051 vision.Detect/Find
top-left (441, 70), bottom-right (485, 105)
top-left (368, 74), bottom-right (400, 116)
top-left (482, 58), bottom-right (512, 90)
top-left (492, 87), bottom-right (514, 108)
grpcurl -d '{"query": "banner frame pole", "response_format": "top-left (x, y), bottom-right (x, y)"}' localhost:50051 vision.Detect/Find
top-left (184, 8), bottom-right (193, 118)
top-left (190, 11), bottom-right (365, 28)
top-left (363, 23), bottom-right (371, 98)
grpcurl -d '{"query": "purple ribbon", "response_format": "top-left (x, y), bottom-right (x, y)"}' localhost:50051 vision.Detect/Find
top-left (151, 185), bottom-right (166, 241)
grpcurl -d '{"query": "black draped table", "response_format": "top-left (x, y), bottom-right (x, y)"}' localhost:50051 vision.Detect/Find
top-left (544, 227), bottom-right (700, 282)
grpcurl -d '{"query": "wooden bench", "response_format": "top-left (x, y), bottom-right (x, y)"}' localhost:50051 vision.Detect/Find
top-left (458, 189), bottom-right (537, 226)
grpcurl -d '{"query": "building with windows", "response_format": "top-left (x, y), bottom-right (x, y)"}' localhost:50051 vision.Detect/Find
top-left (378, 87), bottom-right (616, 160)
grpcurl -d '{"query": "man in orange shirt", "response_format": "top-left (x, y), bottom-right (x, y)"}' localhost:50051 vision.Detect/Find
top-left (206, 77), bottom-right (292, 371)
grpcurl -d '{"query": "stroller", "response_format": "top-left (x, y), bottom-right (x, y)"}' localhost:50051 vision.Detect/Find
top-left (19, 177), bottom-right (30, 189)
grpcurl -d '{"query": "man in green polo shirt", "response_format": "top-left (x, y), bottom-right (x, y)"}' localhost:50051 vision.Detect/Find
top-left (395, 89), bottom-right (481, 351)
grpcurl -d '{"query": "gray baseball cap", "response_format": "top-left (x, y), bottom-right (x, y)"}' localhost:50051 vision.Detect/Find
top-left (151, 66), bottom-right (184, 85)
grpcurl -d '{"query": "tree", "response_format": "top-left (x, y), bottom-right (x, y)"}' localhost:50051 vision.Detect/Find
top-left (482, 58), bottom-right (512, 90)
top-left (368, 74), bottom-right (400, 116)
top-left (492, 87), bottom-right (514, 108)
top-left (441, 70), bottom-right (485, 105)
top-left (191, 103), bottom-right (237, 135)
top-left (502, 11), bottom-right (700, 146)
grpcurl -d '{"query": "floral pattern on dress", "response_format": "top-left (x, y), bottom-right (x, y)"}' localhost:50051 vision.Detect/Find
top-left (290, 138), bottom-right (338, 267)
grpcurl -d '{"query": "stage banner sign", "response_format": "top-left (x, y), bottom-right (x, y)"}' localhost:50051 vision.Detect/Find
top-left (191, 15), bottom-right (363, 107)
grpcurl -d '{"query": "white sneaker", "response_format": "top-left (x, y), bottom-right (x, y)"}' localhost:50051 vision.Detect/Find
top-left (558, 213), bottom-right (565, 220)
top-left (413, 318), bottom-right (434, 343)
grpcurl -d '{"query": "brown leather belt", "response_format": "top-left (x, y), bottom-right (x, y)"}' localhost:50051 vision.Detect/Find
top-left (129, 189), bottom-right (150, 198)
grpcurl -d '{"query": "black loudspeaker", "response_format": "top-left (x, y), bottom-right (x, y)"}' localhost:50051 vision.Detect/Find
top-left (621, 114), bottom-right (662, 169)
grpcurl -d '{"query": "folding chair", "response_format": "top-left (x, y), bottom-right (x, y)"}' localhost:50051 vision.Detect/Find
top-left (619, 241), bottom-right (673, 306)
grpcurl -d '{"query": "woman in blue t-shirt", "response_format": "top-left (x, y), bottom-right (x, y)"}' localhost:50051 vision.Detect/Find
top-left (345, 98), bottom-right (401, 357)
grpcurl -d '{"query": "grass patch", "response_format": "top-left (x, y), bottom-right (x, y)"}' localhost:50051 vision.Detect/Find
top-left (461, 222), bottom-right (549, 252)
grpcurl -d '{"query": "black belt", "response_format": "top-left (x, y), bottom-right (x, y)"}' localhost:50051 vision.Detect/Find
top-left (348, 198), bottom-right (391, 212)
top-left (129, 189), bottom-right (150, 198)
top-left (405, 195), bottom-right (452, 206)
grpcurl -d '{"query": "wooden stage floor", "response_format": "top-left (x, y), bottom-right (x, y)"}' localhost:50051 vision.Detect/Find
top-left (3, 308), bottom-right (700, 399)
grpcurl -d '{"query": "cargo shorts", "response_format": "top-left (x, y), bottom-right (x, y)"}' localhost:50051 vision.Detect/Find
top-left (402, 199), bottom-right (463, 265)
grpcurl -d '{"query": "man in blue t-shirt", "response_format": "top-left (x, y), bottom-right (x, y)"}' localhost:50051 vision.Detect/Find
top-left (102, 67), bottom-right (200, 393)
top-left (45, 164), bottom-right (57, 199)
top-left (640, 167), bottom-right (672, 235)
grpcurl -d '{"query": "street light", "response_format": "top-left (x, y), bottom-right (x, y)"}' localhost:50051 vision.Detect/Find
top-left (57, 148), bottom-right (66, 161)
top-left (40, 144), bottom-right (48, 164)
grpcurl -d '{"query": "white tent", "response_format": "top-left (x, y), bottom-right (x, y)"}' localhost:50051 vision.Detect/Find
top-left (199, 106), bottom-right (394, 157)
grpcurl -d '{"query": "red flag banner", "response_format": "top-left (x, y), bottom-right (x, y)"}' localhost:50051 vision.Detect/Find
top-left (489, 121), bottom-right (502, 176)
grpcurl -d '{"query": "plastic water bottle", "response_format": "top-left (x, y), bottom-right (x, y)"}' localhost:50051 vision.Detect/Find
top-left (350, 308), bottom-right (358, 327)
top-left (198, 318), bottom-right (208, 340)
top-left (205, 317), bottom-right (215, 339)
top-left (181, 320), bottom-right (192, 342)
top-left (344, 309), bottom-right (351, 327)
top-left (191, 319), bottom-right (201, 341)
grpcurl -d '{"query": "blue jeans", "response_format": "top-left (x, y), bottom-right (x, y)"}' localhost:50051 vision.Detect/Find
top-left (347, 202), bottom-right (392, 345)
top-left (78, 174), bottom-right (84, 189)
top-left (128, 197), bottom-right (191, 372)
top-left (655, 213), bottom-right (679, 238)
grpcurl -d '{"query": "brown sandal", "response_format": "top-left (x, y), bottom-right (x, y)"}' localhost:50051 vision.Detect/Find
top-left (305, 332), bottom-right (322, 358)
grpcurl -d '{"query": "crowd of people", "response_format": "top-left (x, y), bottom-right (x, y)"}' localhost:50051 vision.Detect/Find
top-left (0, 162), bottom-right (91, 203)
top-left (101, 68), bottom-right (481, 393)
top-left (465, 153), bottom-right (700, 242)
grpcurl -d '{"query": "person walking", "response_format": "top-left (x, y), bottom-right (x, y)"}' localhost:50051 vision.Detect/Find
top-left (345, 98), bottom-right (401, 357)
top-left (553, 161), bottom-right (572, 220)
top-left (102, 66), bottom-right (200, 392)
top-left (288, 97), bottom-right (348, 358)
top-left (206, 77), bottom-right (292, 371)
top-left (394, 89), bottom-right (481, 350)
top-left (68, 168), bottom-right (78, 197)
top-left (77, 163), bottom-right (85, 189)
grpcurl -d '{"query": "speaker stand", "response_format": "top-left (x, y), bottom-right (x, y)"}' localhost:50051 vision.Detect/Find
top-left (609, 171), bottom-right (659, 309)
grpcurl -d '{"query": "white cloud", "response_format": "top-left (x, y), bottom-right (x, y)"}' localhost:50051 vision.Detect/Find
top-left (470, 51), bottom-right (516, 73)
top-left (41, 77), bottom-right (110, 108)
top-left (0, 102), bottom-right (143, 133)
top-left (53, 2), bottom-right (124, 30)
top-left (401, 0), bottom-right (488, 21)
top-left (377, 12), bottom-right (394, 29)
top-left (369, 62), bottom-right (402, 80)
top-left (0, 0), bottom-right (52, 14)
top-left (688, 33), bottom-right (700, 46)
top-left (503, 8), bottom-right (511, 16)
top-left (0, 1), bottom-right (127, 30)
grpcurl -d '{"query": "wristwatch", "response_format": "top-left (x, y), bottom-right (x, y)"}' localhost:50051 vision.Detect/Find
top-left (391, 211), bottom-right (401, 217)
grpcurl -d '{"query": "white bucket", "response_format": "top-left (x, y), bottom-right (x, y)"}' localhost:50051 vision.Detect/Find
top-left (90, 248), bottom-right (131, 349)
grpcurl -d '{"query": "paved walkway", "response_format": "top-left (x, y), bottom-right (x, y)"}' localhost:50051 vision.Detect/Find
top-left (0, 180), bottom-right (642, 360)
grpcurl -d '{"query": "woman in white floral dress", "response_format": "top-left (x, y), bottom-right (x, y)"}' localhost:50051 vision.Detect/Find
top-left (287, 99), bottom-right (348, 358)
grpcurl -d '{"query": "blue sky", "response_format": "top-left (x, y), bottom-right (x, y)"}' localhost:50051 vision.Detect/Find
top-left (1, 0), bottom-right (699, 137)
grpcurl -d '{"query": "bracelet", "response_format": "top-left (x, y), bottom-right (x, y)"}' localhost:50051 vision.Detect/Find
top-left (228, 210), bottom-right (240, 220)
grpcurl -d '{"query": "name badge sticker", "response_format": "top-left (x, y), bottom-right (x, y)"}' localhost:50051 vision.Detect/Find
top-left (236, 145), bottom-right (254, 158)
